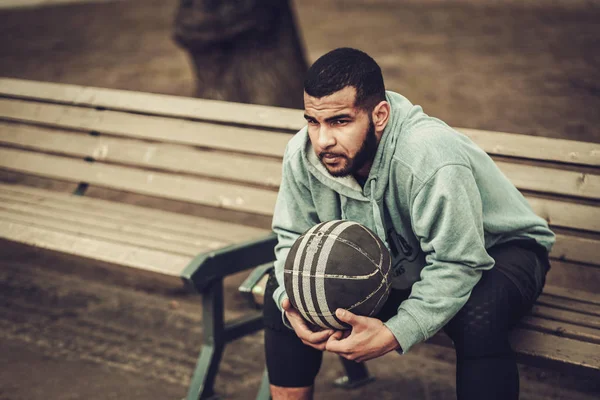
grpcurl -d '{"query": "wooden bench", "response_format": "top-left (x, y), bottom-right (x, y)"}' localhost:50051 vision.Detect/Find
top-left (0, 78), bottom-right (294, 398)
top-left (1, 78), bottom-right (599, 400)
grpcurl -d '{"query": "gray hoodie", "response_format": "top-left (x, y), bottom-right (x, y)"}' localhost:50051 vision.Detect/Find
top-left (272, 90), bottom-right (555, 353)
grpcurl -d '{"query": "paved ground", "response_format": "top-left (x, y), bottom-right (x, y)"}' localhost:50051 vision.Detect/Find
top-left (1, 243), bottom-right (599, 400)
top-left (1, 0), bottom-right (599, 399)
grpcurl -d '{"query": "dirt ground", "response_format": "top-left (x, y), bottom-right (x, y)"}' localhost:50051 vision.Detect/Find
top-left (0, 0), bottom-right (599, 399)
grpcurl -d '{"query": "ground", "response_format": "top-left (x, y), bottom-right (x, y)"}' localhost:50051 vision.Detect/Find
top-left (0, 0), bottom-right (599, 399)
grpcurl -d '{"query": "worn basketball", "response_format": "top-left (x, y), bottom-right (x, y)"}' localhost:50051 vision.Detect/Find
top-left (283, 220), bottom-right (392, 330)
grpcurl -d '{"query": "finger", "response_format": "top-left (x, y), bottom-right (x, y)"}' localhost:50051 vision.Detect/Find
top-left (330, 330), bottom-right (345, 341)
top-left (335, 308), bottom-right (362, 327)
top-left (281, 297), bottom-right (291, 311)
top-left (304, 340), bottom-right (327, 351)
top-left (286, 310), bottom-right (310, 332)
top-left (287, 313), bottom-right (331, 342)
top-left (306, 328), bottom-right (334, 343)
top-left (325, 337), bottom-right (349, 353)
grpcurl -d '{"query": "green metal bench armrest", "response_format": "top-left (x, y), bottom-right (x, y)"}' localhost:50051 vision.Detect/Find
top-left (239, 262), bottom-right (275, 306)
top-left (181, 233), bottom-right (278, 292)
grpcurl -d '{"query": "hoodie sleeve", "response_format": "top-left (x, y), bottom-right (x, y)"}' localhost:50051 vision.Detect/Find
top-left (384, 164), bottom-right (494, 353)
top-left (271, 149), bottom-right (320, 310)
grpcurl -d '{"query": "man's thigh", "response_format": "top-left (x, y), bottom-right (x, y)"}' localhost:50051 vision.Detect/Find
top-left (443, 242), bottom-right (548, 355)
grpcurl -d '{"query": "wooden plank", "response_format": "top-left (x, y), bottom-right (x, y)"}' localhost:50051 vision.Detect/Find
top-left (550, 234), bottom-right (600, 266)
top-left (527, 196), bottom-right (600, 233)
top-left (0, 122), bottom-right (283, 188)
top-left (0, 183), bottom-right (268, 242)
top-left (546, 260), bottom-right (600, 294)
top-left (2, 79), bottom-right (599, 168)
top-left (0, 200), bottom-right (227, 252)
top-left (0, 99), bottom-right (290, 158)
top-left (0, 208), bottom-right (204, 257)
top-left (427, 328), bottom-right (600, 374)
top-left (459, 128), bottom-right (600, 168)
top-left (537, 294), bottom-right (600, 318)
top-left (543, 285), bottom-right (600, 307)
top-left (496, 160), bottom-right (600, 201)
top-left (530, 305), bottom-right (600, 330)
top-left (519, 315), bottom-right (600, 345)
top-left (0, 78), bottom-right (306, 131)
top-left (509, 329), bottom-right (600, 374)
top-left (0, 147), bottom-right (278, 216)
top-left (0, 188), bottom-right (267, 244)
top-left (0, 220), bottom-right (190, 276)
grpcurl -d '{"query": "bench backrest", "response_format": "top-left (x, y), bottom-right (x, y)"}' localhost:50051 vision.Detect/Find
top-left (0, 78), bottom-right (598, 293)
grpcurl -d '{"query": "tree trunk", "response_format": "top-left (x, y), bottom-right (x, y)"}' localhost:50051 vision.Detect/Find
top-left (173, 0), bottom-right (308, 109)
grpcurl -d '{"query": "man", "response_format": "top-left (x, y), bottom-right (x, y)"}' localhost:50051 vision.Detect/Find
top-left (264, 47), bottom-right (554, 400)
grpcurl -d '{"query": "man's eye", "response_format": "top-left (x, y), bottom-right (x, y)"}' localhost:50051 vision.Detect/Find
top-left (332, 120), bottom-right (348, 126)
top-left (307, 120), bottom-right (319, 126)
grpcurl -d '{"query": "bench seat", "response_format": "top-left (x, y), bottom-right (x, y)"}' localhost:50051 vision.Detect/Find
top-left (0, 182), bottom-right (268, 276)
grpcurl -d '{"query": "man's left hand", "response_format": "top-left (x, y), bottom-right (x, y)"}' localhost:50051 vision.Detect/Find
top-left (325, 308), bottom-right (401, 363)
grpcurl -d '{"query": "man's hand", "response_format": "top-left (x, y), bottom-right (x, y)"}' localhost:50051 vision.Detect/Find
top-left (282, 298), bottom-right (334, 351)
top-left (325, 308), bottom-right (400, 363)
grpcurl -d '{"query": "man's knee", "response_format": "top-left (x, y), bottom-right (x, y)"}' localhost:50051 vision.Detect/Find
top-left (270, 384), bottom-right (314, 400)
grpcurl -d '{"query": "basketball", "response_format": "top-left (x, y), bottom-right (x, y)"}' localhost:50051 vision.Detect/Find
top-left (283, 220), bottom-right (392, 330)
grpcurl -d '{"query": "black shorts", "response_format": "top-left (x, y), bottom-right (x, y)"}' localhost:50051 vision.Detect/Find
top-left (263, 240), bottom-right (549, 388)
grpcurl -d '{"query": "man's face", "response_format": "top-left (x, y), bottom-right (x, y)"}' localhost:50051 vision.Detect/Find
top-left (304, 86), bottom-right (378, 178)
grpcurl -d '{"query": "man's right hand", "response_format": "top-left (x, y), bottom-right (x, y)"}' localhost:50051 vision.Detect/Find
top-left (282, 298), bottom-right (334, 351)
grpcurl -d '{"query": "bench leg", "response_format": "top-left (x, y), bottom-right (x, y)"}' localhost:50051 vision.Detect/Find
top-left (186, 280), bottom-right (225, 400)
top-left (334, 357), bottom-right (375, 389)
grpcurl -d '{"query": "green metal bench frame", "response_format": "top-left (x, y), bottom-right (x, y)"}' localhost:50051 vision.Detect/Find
top-left (181, 234), bottom-right (373, 400)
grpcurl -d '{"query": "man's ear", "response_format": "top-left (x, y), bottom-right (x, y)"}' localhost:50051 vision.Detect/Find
top-left (372, 101), bottom-right (391, 135)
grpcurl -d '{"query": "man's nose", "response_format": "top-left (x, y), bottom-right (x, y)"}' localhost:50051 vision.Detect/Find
top-left (317, 126), bottom-right (336, 149)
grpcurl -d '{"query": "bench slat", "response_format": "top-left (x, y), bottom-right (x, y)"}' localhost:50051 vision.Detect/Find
top-left (458, 128), bottom-right (600, 168)
top-left (0, 99), bottom-right (290, 158)
top-left (527, 196), bottom-right (600, 233)
top-left (0, 78), bottom-right (306, 131)
top-left (0, 219), bottom-right (190, 276)
top-left (509, 329), bottom-right (600, 374)
top-left (0, 189), bottom-right (264, 245)
top-left (0, 183), bottom-right (268, 241)
top-left (496, 160), bottom-right (600, 201)
top-left (1, 79), bottom-right (598, 168)
top-left (545, 260), bottom-right (599, 294)
top-left (531, 305), bottom-right (600, 330)
top-left (551, 233), bottom-right (599, 266)
top-left (0, 200), bottom-right (226, 253)
top-left (520, 315), bottom-right (600, 345)
top-left (0, 147), bottom-right (278, 216)
top-left (536, 294), bottom-right (600, 318)
top-left (0, 122), bottom-right (283, 188)
top-left (543, 285), bottom-right (600, 307)
top-left (0, 208), bottom-right (204, 257)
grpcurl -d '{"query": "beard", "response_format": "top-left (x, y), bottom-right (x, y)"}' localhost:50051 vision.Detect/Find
top-left (319, 119), bottom-right (378, 178)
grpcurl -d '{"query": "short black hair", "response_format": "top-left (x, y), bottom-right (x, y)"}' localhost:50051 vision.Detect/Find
top-left (304, 47), bottom-right (386, 111)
